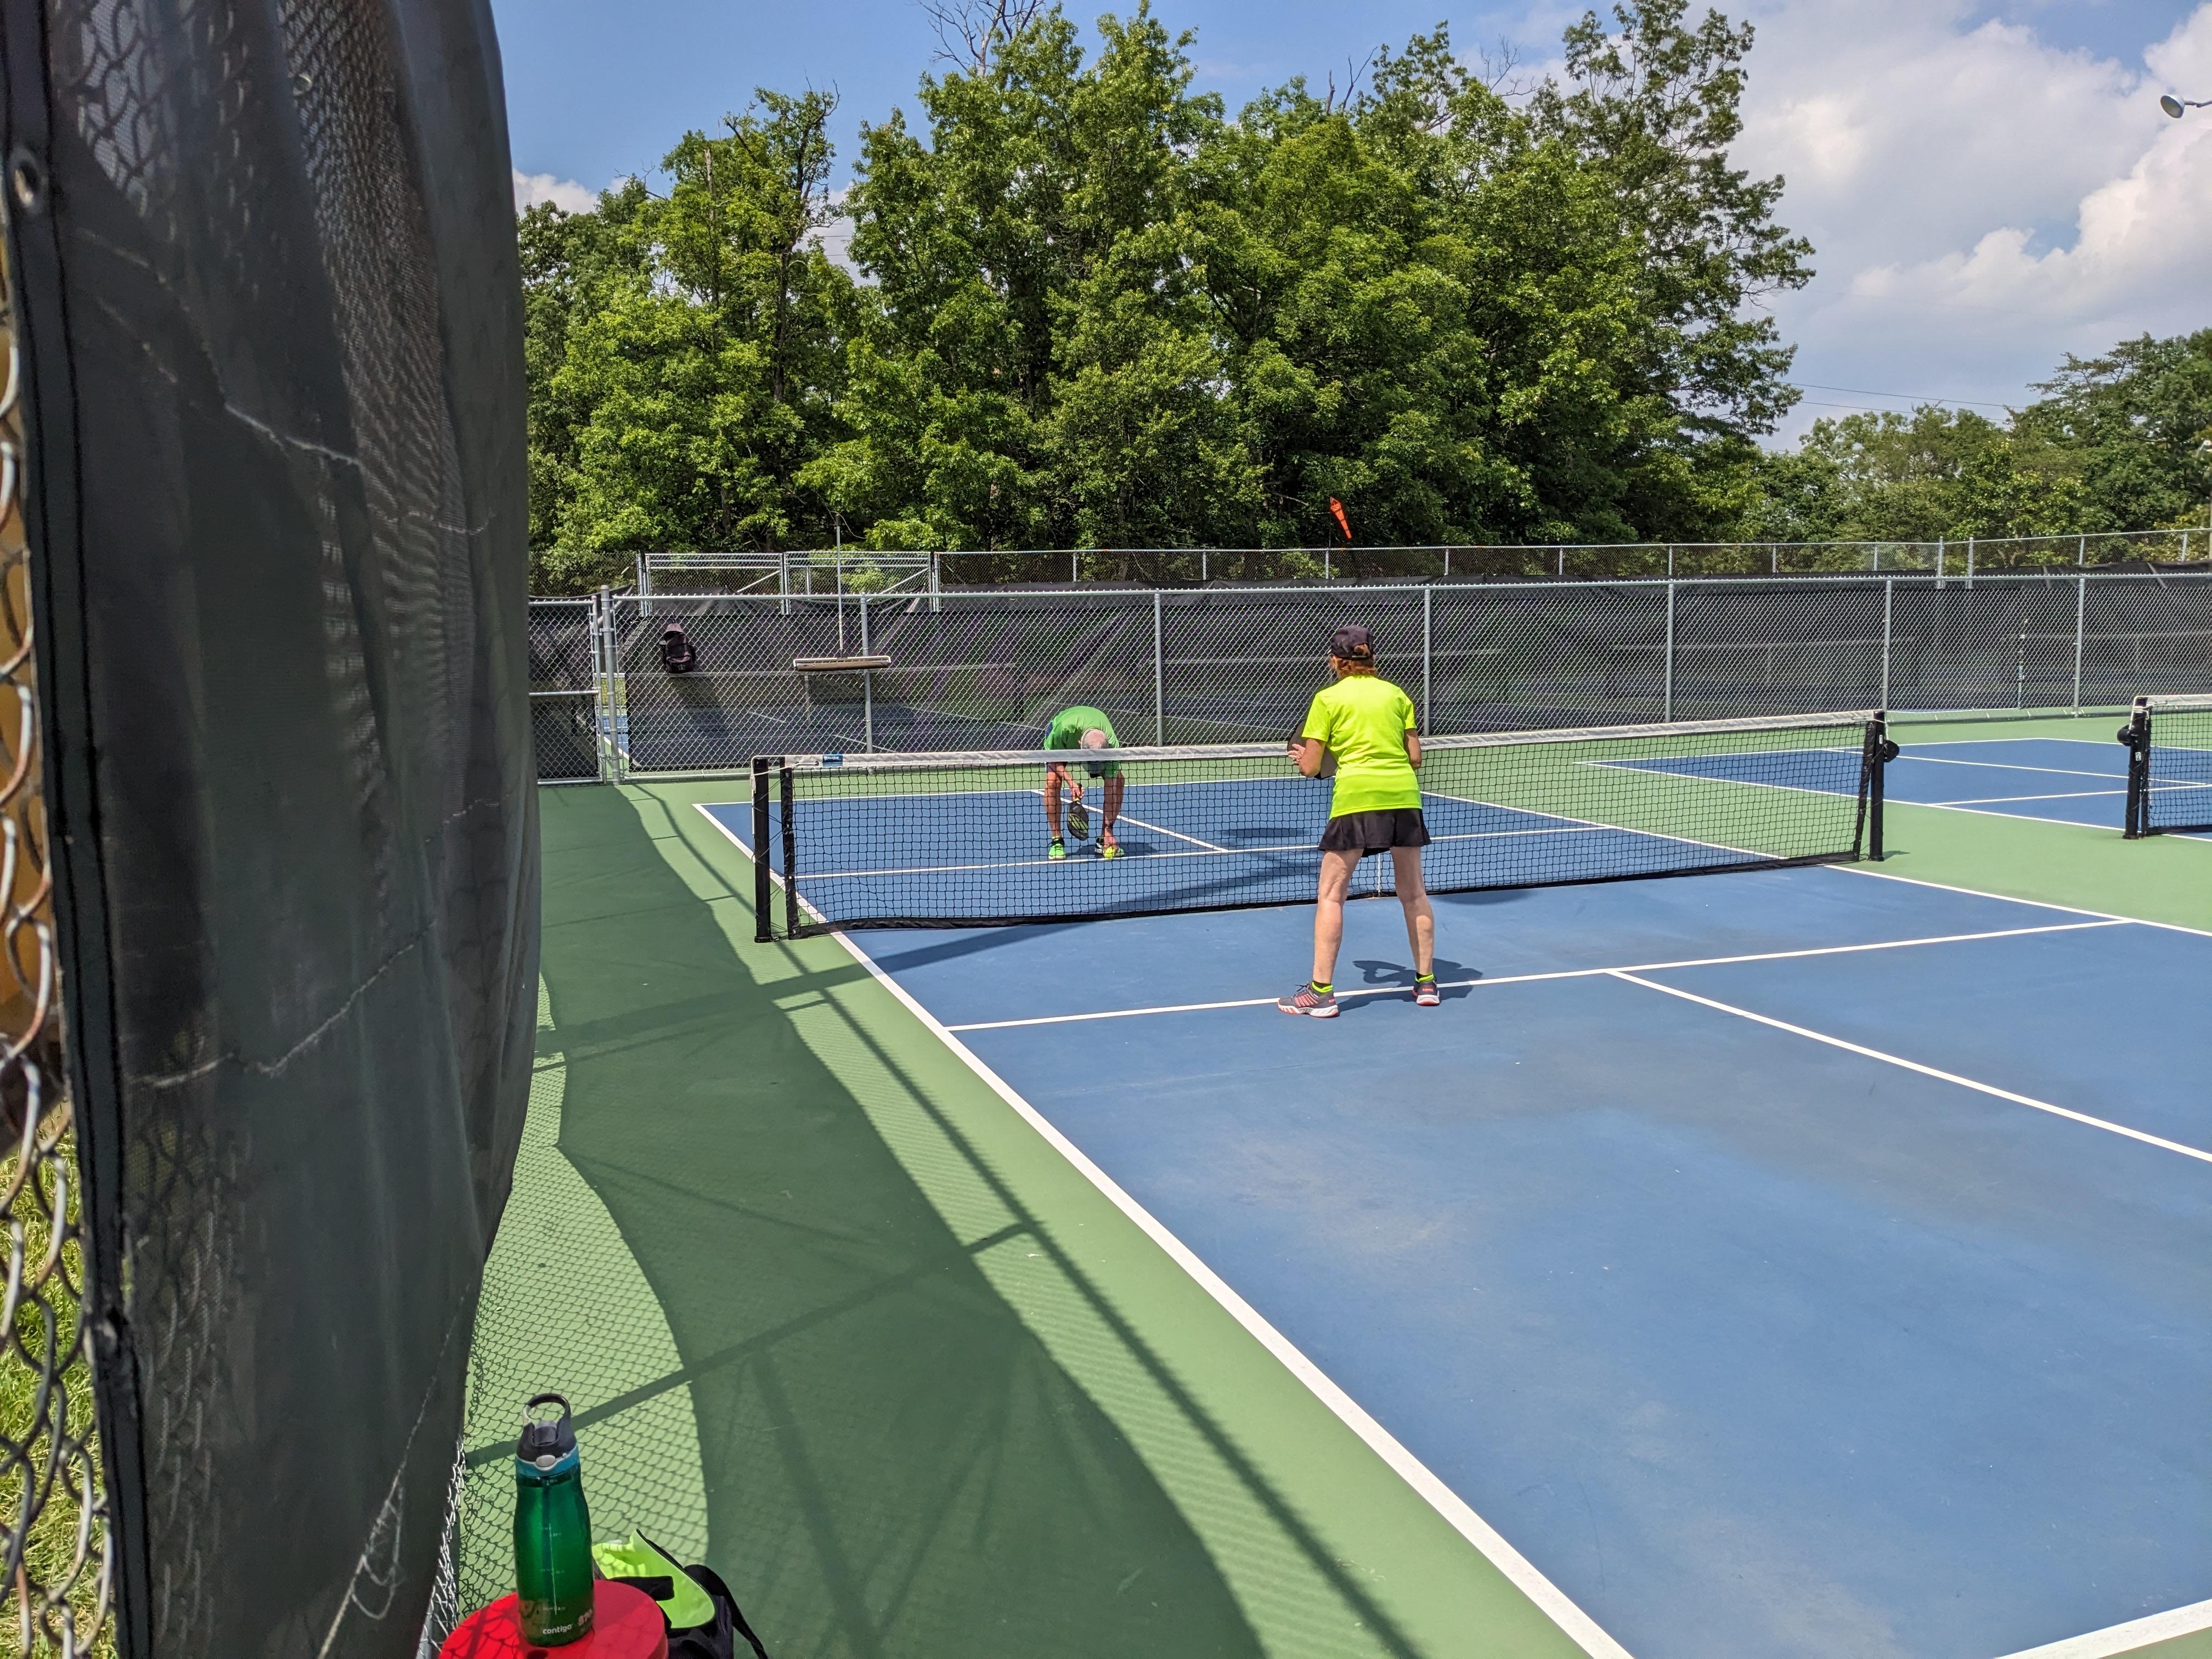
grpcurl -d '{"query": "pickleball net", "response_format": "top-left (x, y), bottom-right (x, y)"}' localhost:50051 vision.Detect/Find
top-left (749, 710), bottom-right (1892, 938)
top-left (2121, 694), bottom-right (2212, 837)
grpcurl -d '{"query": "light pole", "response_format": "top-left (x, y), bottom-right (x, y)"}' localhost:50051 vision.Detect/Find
top-left (2162, 94), bottom-right (2209, 117)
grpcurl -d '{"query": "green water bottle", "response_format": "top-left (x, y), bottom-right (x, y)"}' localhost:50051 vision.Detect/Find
top-left (514, 1393), bottom-right (596, 1646)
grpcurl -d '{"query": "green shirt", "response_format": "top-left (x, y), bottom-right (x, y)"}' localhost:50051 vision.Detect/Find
top-left (1045, 707), bottom-right (1118, 749)
top-left (1300, 676), bottom-right (1421, 817)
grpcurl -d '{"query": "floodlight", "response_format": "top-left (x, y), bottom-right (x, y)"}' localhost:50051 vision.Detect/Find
top-left (2161, 94), bottom-right (2209, 118)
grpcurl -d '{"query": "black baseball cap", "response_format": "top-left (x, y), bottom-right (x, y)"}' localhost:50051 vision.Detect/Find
top-left (1330, 624), bottom-right (1374, 659)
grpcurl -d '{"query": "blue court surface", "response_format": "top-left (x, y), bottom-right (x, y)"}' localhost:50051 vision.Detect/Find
top-left (705, 803), bottom-right (2212, 1657)
top-left (1881, 735), bottom-right (2210, 833)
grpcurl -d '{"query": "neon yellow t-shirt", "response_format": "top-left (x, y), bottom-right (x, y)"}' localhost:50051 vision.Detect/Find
top-left (1300, 675), bottom-right (1421, 817)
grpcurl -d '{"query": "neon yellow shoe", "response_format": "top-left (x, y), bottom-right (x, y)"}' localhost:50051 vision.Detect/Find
top-left (1048, 840), bottom-right (1067, 860)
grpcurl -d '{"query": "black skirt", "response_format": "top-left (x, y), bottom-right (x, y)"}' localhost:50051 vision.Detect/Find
top-left (1319, 808), bottom-right (1432, 855)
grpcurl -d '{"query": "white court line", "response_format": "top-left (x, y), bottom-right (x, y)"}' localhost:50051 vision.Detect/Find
top-left (1894, 753), bottom-right (2132, 781)
top-left (1992, 1596), bottom-right (2212, 1658)
top-left (1833, 862), bottom-right (2212, 942)
top-left (941, 921), bottom-right (2125, 1032)
top-left (691, 800), bottom-right (1638, 1659)
top-left (1609, 971), bottom-right (2212, 1166)
top-left (1888, 798), bottom-right (2123, 832)
top-left (1110, 812), bottom-right (1229, 854)
top-left (1929, 789), bottom-right (2124, 806)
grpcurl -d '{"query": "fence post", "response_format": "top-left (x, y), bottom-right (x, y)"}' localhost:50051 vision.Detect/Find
top-left (597, 585), bottom-right (623, 782)
top-left (1880, 578), bottom-right (1893, 712)
top-left (1937, 537), bottom-right (1945, 585)
top-left (1421, 585), bottom-right (1434, 732)
top-left (779, 549), bottom-right (789, 616)
top-left (1153, 589), bottom-right (1165, 744)
top-left (1872, 543), bottom-right (1881, 574)
top-left (1556, 546), bottom-right (1565, 578)
top-left (2072, 574), bottom-right (2087, 713)
top-left (2079, 533), bottom-right (2087, 567)
top-left (1663, 579), bottom-right (1677, 722)
top-left (860, 592), bottom-right (873, 752)
top-left (1072, 548), bottom-right (1079, 586)
top-left (1667, 544), bottom-right (1674, 580)
top-left (1770, 545), bottom-right (1778, 575)
top-left (1966, 537), bottom-right (1975, 588)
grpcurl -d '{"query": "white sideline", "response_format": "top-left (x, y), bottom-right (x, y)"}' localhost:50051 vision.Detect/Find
top-left (1989, 1596), bottom-right (2212, 1658)
top-left (939, 921), bottom-right (2125, 1031)
top-left (1610, 971), bottom-right (2212, 1165)
top-left (695, 799), bottom-right (1638, 1659)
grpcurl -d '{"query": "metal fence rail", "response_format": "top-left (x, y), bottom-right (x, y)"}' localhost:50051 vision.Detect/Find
top-left (603, 527), bottom-right (2212, 594)
top-left (532, 570), bottom-right (2212, 782)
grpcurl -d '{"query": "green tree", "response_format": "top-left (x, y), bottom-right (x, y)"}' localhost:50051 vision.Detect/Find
top-left (1744, 406), bottom-right (2083, 547)
top-left (528, 93), bottom-right (857, 592)
top-left (2015, 330), bottom-right (2212, 533)
top-left (1531, 1), bottom-right (1814, 444)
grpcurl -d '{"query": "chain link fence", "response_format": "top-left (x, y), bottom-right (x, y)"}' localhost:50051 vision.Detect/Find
top-left (0, 230), bottom-right (111, 1659)
top-left (529, 600), bottom-right (602, 782)
top-left (584, 528), bottom-right (2212, 598)
top-left (533, 570), bottom-right (2212, 780)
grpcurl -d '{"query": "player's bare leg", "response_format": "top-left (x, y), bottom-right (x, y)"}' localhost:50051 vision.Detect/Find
top-left (1309, 848), bottom-right (1361, 986)
top-left (1391, 845), bottom-right (1438, 1003)
top-left (1101, 774), bottom-right (1124, 852)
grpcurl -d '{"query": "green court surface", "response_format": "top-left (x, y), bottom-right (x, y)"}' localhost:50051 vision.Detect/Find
top-left (455, 712), bottom-right (2210, 1658)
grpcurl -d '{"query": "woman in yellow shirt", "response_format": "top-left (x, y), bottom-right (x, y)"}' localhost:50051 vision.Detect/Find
top-left (1277, 625), bottom-right (1438, 1017)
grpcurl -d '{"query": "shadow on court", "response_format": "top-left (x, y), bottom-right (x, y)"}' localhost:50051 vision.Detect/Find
top-left (515, 786), bottom-right (1417, 1658)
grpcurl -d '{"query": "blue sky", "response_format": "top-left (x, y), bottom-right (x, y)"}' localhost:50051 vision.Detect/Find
top-left (494, 1), bottom-right (2212, 441)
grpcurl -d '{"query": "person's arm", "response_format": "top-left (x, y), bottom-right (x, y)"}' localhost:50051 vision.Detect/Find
top-left (1404, 730), bottom-right (1421, 770)
top-left (1290, 737), bottom-right (1329, 777)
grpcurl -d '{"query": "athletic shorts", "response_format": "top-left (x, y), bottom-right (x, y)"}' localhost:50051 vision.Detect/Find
top-left (1319, 808), bottom-right (1431, 856)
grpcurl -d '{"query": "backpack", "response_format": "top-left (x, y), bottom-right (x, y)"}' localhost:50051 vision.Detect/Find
top-left (605, 1536), bottom-right (768, 1659)
top-left (660, 625), bottom-right (698, 674)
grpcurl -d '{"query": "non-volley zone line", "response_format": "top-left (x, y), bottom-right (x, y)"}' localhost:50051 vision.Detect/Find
top-left (943, 919), bottom-right (2125, 1030)
top-left (1613, 971), bottom-right (2212, 1166)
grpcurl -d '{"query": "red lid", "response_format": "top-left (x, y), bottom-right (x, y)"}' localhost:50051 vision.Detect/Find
top-left (438, 1580), bottom-right (668, 1659)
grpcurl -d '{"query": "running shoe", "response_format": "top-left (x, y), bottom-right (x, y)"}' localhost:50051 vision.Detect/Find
top-left (1276, 983), bottom-right (1339, 1018)
top-left (1048, 840), bottom-right (1067, 860)
top-left (1414, 977), bottom-right (1441, 1007)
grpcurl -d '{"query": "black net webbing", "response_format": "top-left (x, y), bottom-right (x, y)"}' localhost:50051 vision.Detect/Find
top-left (2, 2), bottom-right (534, 1654)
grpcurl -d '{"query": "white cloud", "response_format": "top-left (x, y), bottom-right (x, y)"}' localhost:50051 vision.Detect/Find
top-left (511, 168), bottom-right (599, 214)
top-left (1723, 0), bottom-right (2212, 438)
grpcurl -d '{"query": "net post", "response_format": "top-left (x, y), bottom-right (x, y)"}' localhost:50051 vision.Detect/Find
top-left (752, 758), bottom-right (774, 941)
top-left (2122, 698), bottom-right (2149, 839)
top-left (781, 764), bottom-right (802, 935)
top-left (1867, 715), bottom-right (1889, 861)
top-left (1153, 589), bottom-right (1165, 743)
top-left (2072, 574), bottom-right (2087, 713)
top-left (1662, 579), bottom-right (1676, 722)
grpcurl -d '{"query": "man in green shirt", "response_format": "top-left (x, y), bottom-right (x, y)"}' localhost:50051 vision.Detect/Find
top-left (1278, 625), bottom-right (1437, 1016)
top-left (1042, 705), bottom-right (1124, 860)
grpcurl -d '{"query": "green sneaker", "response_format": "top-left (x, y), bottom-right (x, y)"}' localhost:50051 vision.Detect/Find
top-left (1048, 839), bottom-right (1067, 860)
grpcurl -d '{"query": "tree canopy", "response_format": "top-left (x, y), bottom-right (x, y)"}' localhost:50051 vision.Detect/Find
top-left (518, 2), bottom-right (2211, 592)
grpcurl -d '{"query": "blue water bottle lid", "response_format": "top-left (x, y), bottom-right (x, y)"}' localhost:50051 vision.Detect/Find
top-left (516, 1392), bottom-right (576, 1467)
